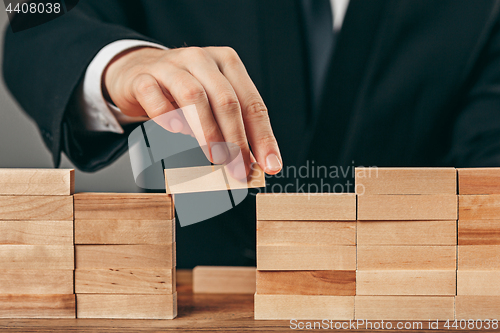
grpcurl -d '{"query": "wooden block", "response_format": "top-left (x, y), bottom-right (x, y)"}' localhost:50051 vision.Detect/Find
top-left (357, 195), bottom-right (457, 220)
top-left (356, 271), bottom-right (456, 295)
top-left (456, 296), bottom-right (500, 319)
top-left (0, 169), bottom-right (74, 196)
top-left (257, 245), bottom-right (355, 270)
top-left (357, 220), bottom-right (456, 245)
top-left (76, 293), bottom-right (177, 319)
top-left (256, 270), bottom-right (355, 296)
top-left (75, 219), bottom-right (174, 245)
top-left (458, 167), bottom-right (500, 194)
top-left (355, 167), bottom-right (457, 195)
top-left (0, 221), bottom-right (73, 245)
top-left (254, 294), bottom-right (354, 320)
top-left (0, 196), bottom-right (73, 221)
top-left (193, 266), bottom-right (255, 294)
top-left (457, 271), bottom-right (500, 295)
top-left (257, 220), bottom-right (355, 246)
top-left (256, 193), bottom-right (356, 221)
top-left (355, 296), bottom-right (454, 320)
top-left (458, 245), bottom-right (500, 269)
top-left (0, 294), bottom-right (75, 318)
top-left (75, 269), bottom-right (175, 294)
top-left (0, 245), bottom-right (74, 269)
top-left (75, 244), bottom-right (175, 269)
top-left (0, 270), bottom-right (73, 294)
top-left (459, 195), bottom-right (500, 220)
top-left (459, 220), bottom-right (500, 245)
top-left (357, 246), bottom-right (456, 270)
top-left (74, 193), bottom-right (173, 220)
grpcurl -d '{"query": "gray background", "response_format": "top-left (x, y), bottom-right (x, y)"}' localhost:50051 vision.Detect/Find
top-left (0, 10), bottom-right (140, 193)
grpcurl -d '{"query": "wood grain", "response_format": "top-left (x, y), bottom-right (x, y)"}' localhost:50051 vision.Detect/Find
top-left (257, 245), bottom-right (356, 270)
top-left (0, 294), bottom-right (75, 318)
top-left (0, 196), bottom-right (73, 221)
top-left (357, 220), bottom-right (456, 245)
top-left (74, 193), bottom-right (173, 220)
top-left (457, 271), bottom-right (500, 295)
top-left (257, 220), bottom-right (355, 246)
top-left (458, 245), bottom-right (500, 269)
top-left (193, 266), bottom-right (255, 294)
top-left (357, 246), bottom-right (456, 270)
top-left (75, 219), bottom-right (174, 245)
top-left (0, 221), bottom-right (73, 245)
top-left (355, 167), bottom-right (457, 195)
top-left (76, 293), bottom-right (177, 319)
top-left (456, 296), bottom-right (500, 319)
top-left (459, 219), bottom-right (500, 245)
top-left (355, 296), bottom-right (455, 320)
top-left (256, 270), bottom-right (355, 296)
top-left (75, 244), bottom-right (175, 269)
top-left (0, 270), bottom-right (73, 294)
top-left (75, 269), bottom-right (175, 294)
top-left (256, 193), bottom-right (356, 221)
top-left (356, 270), bottom-right (456, 296)
top-left (459, 195), bottom-right (500, 220)
top-left (254, 294), bottom-right (354, 320)
top-left (458, 168), bottom-right (500, 194)
top-left (0, 245), bottom-right (74, 269)
top-left (358, 195), bottom-right (457, 220)
top-left (0, 169), bottom-right (74, 196)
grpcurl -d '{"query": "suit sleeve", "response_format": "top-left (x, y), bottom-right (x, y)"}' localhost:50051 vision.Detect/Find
top-left (3, 0), bottom-right (161, 171)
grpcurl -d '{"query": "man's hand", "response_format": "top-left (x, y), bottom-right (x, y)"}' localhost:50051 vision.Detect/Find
top-left (104, 46), bottom-right (282, 178)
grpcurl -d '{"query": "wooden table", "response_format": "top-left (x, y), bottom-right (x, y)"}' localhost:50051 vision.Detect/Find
top-left (0, 270), bottom-right (488, 332)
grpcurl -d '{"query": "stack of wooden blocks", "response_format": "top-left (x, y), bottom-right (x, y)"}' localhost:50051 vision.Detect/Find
top-left (74, 193), bottom-right (177, 319)
top-left (0, 169), bottom-right (75, 318)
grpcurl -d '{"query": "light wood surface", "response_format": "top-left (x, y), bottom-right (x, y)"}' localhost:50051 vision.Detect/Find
top-left (357, 220), bottom-right (456, 245)
top-left (0, 221), bottom-right (73, 245)
top-left (456, 296), bottom-right (500, 319)
top-left (0, 169), bottom-right (74, 196)
top-left (459, 195), bottom-right (500, 220)
top-left (458, 167), bottom-right (500, 194)
top-left (256, 193), bottom-right (357, 221)
top-left (0, 196), bottom-right (73, 221)
top-left (356, 270), bottom-right (456, 296)
top-left (0, 270), bottom-right (73, 294)
top-left (256, 270), bottom-right (355, 296)
top-left (257, 245), bottom-right (356, 270)
top-left (458, 245), bottom-right (500, 269)
top-left (193, 266), bottom-right (255, 294)
top-left (357, 246), bottom-right (456, 270)
top-left (355, 167), bottom-right (457, 195)
top-left (0, 245), bottom-right (74, 270)
top-left (459, 219), bottom-right (500, 245)
top-left (0, 295), bottom-right (75, 319)
top-left (358, 195), bottom-right (457, 220)
top-left (457, 271), bottom-right (500, 295)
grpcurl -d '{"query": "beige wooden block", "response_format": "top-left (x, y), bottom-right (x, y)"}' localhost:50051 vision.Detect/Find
top-left (356, 270), bottom-right (456, 296)
top-left (355, 167), bottom-right (457, 195)
top-left (193, 266), bottom-right (255, 294)
top-left (76, 293), bottom-right (177, 319)
top-left (0, 294), bottom-right (75, 319)
top-left (457, 271), bottom-right (500, 295)
top-left (358, 195), bottom-right (457, 220)
top-left (357, 220), bottom-right (456, 245)
top-left (459, 220), bottom-right (500, 245)
top-left (75, 268), bottom-right (175, 294)
top-left (456, 296), bottom-right (500, 319)
top-left (256, 270), bottom-right (355, 296)
top-left (0, 196), bottom-right (73, 221)
top-left (459, 245), bottom-right (500, 270)
top-left (0, 169), bottom-right (74, 196)
top-left (0, 245), bottom-right (74, 269)
top-left (458, 168), bottom-right (500, 194)
top-left (256, 193), bottom-right (356, 221)
top-left (75, 219), bottom-right (174, 245)
top-left (254, 294), bottom-right (354, 320)
top-left (0, 270), bottom-right (73, 294)
top-left (75, 244), bottom-right (175, 269)
top-left (355, 296), bottom-right (454, 320)
top-left (357, 246), bottom-right (456, 270)
top-left (0, 221), bottom-right (73, 245)
top-left (257, 245), bottom-right (355, 270)
top-left (74, 193), bottom-right (173, 220)
top-left (459, 195), bottom-right (500, 220)
top-left (257, 220), bottom-right (355, 246)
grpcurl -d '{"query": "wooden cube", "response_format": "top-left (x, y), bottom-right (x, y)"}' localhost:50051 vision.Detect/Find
top-left (459, 195), bottom-right (500, 220)
top-left (0, 196), bottom-right (73, 221)
top-left (193, 266), bottom-right (256, 294)
top-left (458, 168), bottom-right (500, 194)
top-left (456, 296), bottom-right (500, 319)
top-left (0, 221), bottom-right (73, 245)
top-left (0, 294), bottom-right (75, 319)
top-left (458, 245), bottom-right (500, 269)
top-left (459, 219), bottom-right (500, 245)
top-left (0, 169), bottom-right (74, 196)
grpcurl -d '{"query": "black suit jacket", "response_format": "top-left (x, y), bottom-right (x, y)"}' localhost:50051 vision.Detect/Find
top-left (4, 0), bottom-right (500, 267)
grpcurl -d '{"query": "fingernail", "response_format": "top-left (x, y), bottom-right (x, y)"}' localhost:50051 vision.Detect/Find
top-left (230, 161), bottom-right (247, 180)
top-left (211, 143), bottom-right (228, 164)
top-left (170, 118), bottom-right (183, 133)
top-left (266, 153), bottom-right (282, 172)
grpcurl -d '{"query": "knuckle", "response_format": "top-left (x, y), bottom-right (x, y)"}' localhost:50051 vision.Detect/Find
top-left (221, 46), bottom-right (241, 65)
top-left (246, 99), bottom-right (269, 118)
top-left (255, 132), bottom-right (277, 147)
top-left (216, 92), bottom-right (240, 113)
top-left (179, 84), bottom-right (206, 103)
top-left (133, 75), bottom-right (158, 96)
top-left (186, 46), bottom-right (207, 59)
top-left (202, 125), bottom-right (221, 143)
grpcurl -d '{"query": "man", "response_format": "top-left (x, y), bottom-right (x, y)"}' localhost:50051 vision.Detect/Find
top-left (4, 0), bottom-right (500, 267)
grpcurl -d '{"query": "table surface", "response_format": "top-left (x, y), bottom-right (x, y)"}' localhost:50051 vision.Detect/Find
top-left (0, 270), bottom-right (492, 332)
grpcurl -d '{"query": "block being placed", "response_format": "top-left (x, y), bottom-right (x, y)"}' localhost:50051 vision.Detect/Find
top-left (0, 221), bottom-right (73, 245)
top-left (0, 294), bottom-right (75, 319)
top-left (458, 245), bottom-right (500, 270)
top-left (458, 168), bottom-right (500, 194)
top-left (456, 296), bottom-right (500, 319)
top-left (459, 220), bottom-right (500, 245)
top-left (459, 195), bottom-right (500, 220)
top-left (457, 271), bottom-right (500, 295)
top-left (0, 245), bottom-right (74, 270)
top-left (0, 196), bottom-right (73, 221)
top-left (193, 266), bottom-right (255, 294)
top-left (0, 270), bottom-right (73, 294)
top-left (0, 169), bottom-right (74, 196)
